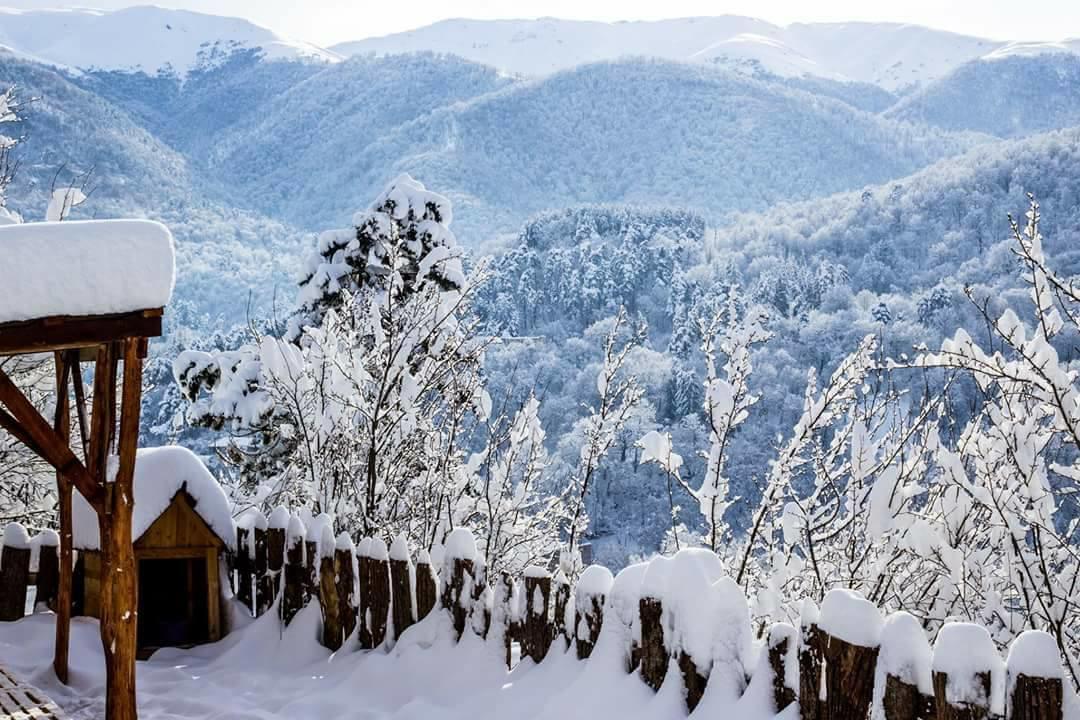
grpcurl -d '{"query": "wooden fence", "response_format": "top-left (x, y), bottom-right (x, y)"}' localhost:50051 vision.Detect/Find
top-left (0, 517), bottom-right (1068, 720)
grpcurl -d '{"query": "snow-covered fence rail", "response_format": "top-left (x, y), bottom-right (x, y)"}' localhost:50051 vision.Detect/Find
top-left (0, 523), bottom-right (59, 620)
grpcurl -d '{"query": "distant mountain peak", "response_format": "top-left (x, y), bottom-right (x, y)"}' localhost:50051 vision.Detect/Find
top-left (0, 5), bottom-right (341, 75)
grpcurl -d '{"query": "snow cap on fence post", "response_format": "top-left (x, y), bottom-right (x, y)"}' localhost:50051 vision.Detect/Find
top-left (1005, 630), bottom-right (1063, 720)
top-left (932, 622), bottom-right (1001, 719)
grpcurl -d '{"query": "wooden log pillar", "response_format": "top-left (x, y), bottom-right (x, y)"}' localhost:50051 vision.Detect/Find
top-left (638, 595), bottom-right (666, 691)
top-left (799, 607), bottom-right (826, 720)
top-left (932, 623), bottom-right (996, 720)
top-left (235, 526), bottom-right (253, 614)
top-left (884, 675), bottom-right (936, 720)
top-left (1006, 631), bottom-right (1062, 720)
top-left (34, 531), bottom-right (60, 610)
top-left (266, 524), bottom-right (285, 602)
top-left (523, 569), bottom-right (553, 664)
top-left (441, 557), bottom-right (475, 640)
top-left (335, 535), bottom-right (357, 642)
top-left (552, 570), bottom-right (571, 647)
top-left (492, 572), bottom-right (516, 669)
top-left (304, 538), bottom-right (318, 599)
top-left (881, 611), bottom-right (935, 720)
top-left (281, 518), bottom-right (307, 625)
top-left (0, 523), bottom-right (31, 620)
top-left (823, 633), bottom-right (880, 720)
top-left (389, 535), bottom-right (414, 641)
top-left (415, 551), bottom-right (438, 622)
top-left (768, 623), bottom-right (798, 715)
top-left (253, 525), bottom-right (270, 616)
top-left (359, 539), bottom-right (390, 649)
top-left (574, 566), bottom-right (612, 660)
top-left (317, 527), bottom-right (341, 651)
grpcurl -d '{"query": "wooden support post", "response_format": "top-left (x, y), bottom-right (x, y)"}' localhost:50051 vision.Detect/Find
top-left (440, 557), bottom-right (474, 640)
top-left (823, 632), bottom-right (880, 720)
top-left (335, 540), bottom-right (356, 642)
top-left (253, 526), bottom-right (270, 616)
top-left (389, 543), bottom-right (414, 641)
top-left (0, 524), bottom-right (31, 620)
top-left (1006, 631), bottom-right (1063, 720)
top-left (523, 570), bottom-right (552, 664)
top-left (34, 534), bottom-right (60, 610)
top-left (799, 618), bottom-right (826, 720)
top-left (235, 527), bottom-right (253, 614)
top-left (768, 623), bottom-right (798, 715)
top-left (415, 554), bottom-right (437, 622)
top-left (638, 595), bottom-right (666, 691)
top-left (99, 338), bottom-right (141, 720)
top-left (53, 350), bottom-right (73, 684)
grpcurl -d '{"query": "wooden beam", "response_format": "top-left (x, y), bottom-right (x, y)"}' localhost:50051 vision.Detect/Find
top-left (0, 309), bottom-right (163, 357)
top-left (53, 351), bottom-right (72, 685)
top-left (0, 367), bottom-right (102, 511)
top-left (70, 351), bottom-right (90, 460)
top-left (87, 343), bottom-right (118, 494)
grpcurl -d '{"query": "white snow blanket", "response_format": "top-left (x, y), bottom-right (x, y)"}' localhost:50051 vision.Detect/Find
top-left (0, 219), bottom-right (175, 323)
top-left (72, 446), bottom-right (235, 552)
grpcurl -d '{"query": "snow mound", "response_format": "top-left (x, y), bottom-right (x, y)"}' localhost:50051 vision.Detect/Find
top-left (878, 611), bottom-right (932, 693)
top-left (2, 522), bottom-right (29, 549)
top-left (73, 446), bottom-right (235, 552)
top-left (0, 219), bottom-right (175, 324)
top-left (932, 622), bottom-right (1001, 707)
top-left (444, 528), bottom-right (477, 562)
top-left (576, 565), bottom-right (614, 598)
top-left (1006, 630), bottom-right (1063, 680)
top-left (389, 533), bottom-right (411, 562)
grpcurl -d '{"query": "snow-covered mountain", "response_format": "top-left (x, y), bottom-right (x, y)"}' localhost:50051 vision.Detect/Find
top-left (0, 6), bottom-right (339, 75)
top-left (332, 16), bottom-right (1071, 92)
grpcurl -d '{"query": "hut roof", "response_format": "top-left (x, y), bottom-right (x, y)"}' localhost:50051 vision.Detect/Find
top-left (73, 446), bottom-right (235, 552)
top-left (0, 219), bottom-right (174, 324)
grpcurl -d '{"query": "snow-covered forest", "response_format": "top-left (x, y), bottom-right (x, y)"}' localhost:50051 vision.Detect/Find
top-left (2, 6), bottom-right (1080, 719)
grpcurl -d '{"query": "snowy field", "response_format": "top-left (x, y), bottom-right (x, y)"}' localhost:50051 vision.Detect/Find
top-left (0, 604), bottom-right (785, 720)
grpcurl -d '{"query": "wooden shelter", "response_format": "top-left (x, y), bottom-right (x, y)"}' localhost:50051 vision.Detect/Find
top-left (0, 218), bottom-right (175, 720)
top-left (72, 447), bottom-right (234, 655)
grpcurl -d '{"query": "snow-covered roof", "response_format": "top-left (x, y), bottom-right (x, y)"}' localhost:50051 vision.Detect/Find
top-left (73, 446), bottom-right (235, 552)
top-left (0, 219), bottom-right (175, 324)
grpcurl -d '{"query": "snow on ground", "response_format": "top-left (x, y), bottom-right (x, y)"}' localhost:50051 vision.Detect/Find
top-left (0, 587), bottom-right (786, 720)
top-left (0, 219), bottom-right (174, 323)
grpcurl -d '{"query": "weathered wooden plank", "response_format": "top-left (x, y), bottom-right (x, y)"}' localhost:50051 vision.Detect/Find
top-left (0, 309), bottom-right (163, 357)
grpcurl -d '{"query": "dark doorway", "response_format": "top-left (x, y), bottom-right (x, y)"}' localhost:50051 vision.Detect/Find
top-left (137, 557), bottom-right (209, 651)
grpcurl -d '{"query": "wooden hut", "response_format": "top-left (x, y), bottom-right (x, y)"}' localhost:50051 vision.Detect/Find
top-left (73, 446), bottom-right (235, 654)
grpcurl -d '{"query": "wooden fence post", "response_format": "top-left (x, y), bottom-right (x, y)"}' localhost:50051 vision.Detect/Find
top-left (820, 590), bottom-right (882, 720)
top-left (638, 593), bottom-right (666, 691)
top-left (1006, 630), bottom-right (1062, 720)
top-left (881, 611), bottom-right (935, 720)
top-left (389, 534), bottom-right (415, 641)
top-left (281, 515), bottom-right (307, 624)
top-left (415, 549), bottom-right (438, 622)
top-left (768, 623), bottom-right (798, 714)
top-left (552, 569), bottom-right (571, 648)
top-left (317, 526), bottom-right (342, 650)
top-left (0, 523), bottom-right (31, 621)
top-left (34, 530), bottom-right (60, 611)
top-left (574, 565), bottom-right (612, 660)
top-left (335, 533), bottom-right (357, 643)
top-left (799, 600), bottom-right (826, 720)
top-left (304, 529), bottom-right (318, 602)
top-left (267, 508), bottom-right (288, 602)
top-left (932, 623), bottom-right (996, 720)
top-left (491, 572), bottom-right (516, 669)
top-left (441, 529), bottom-right (478, 640)
top-left (523, 566), bottom-right (553, 664)
top-left (360, 539), bottom-right (390, 649)
top-left (250, 512), bottom-right (269, 616)
top-left (235, 525), bottom-right (253, 614)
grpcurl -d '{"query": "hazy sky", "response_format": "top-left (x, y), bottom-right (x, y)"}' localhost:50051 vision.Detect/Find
top-left (4, 0), bottom-right (1080, 47)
